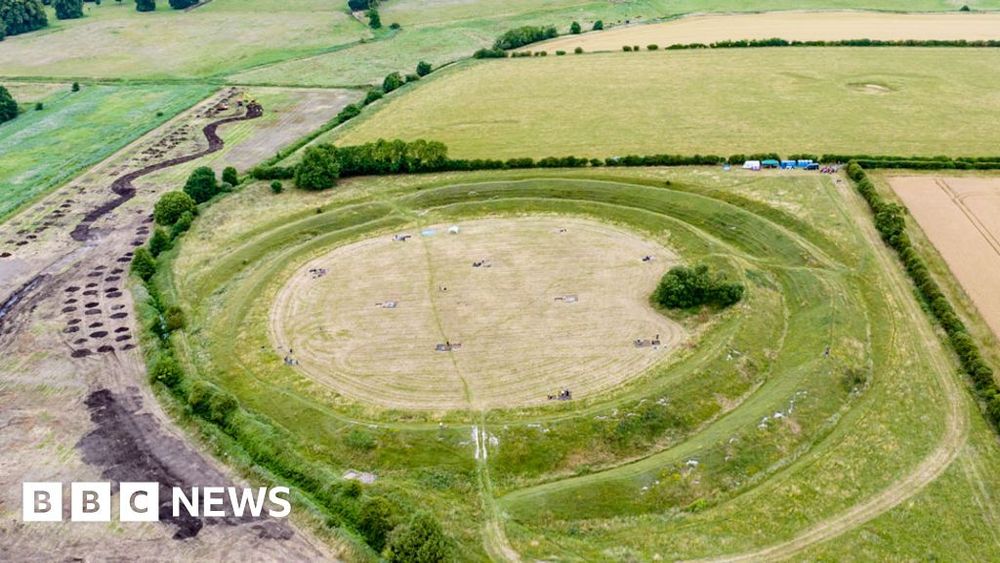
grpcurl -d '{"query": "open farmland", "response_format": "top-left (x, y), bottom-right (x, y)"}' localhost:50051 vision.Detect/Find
top-left (0, 0), bottom-right (367, 80)
top-left (538, 11), bottom-right (1000, 53)
top-left (0, 82), bottom-right (213, 221)
top-left (331, 48), bottom-right (1000, 158)
top-left (888, 175), bottom-right (1000, 341)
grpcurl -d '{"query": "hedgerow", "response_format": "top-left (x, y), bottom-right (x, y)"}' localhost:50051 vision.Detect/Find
top-left (846, 162), bottom-right (1000, 432)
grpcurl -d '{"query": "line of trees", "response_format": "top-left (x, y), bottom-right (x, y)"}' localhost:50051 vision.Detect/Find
top-left (493, 24), bottom-right (557, 50)
top-left (663, 37), bottom-right (1000, 50)
top-left (846, 162), bottom-right (1000, 431)
top-left (0, 0), bottom-right (48, 38)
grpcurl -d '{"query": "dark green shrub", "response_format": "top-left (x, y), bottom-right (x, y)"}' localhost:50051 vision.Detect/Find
top-left (358, 496), bottom-right (398, 553)
top-left (415, 60), bottom-right (432, 76)
top-left (570, 21), bottom-right (581, 34)
top-left (130, 247), bottom-right (157, 281)
top-left (653, 264), bottom-right (745, 309)
top-left (149, 355), bottom-right (183, 388)
top-left (34, 102), bottom-right (42, 110)
top-left (555, 50), bottom-right (566, 55)
top-left (382, 72), bottom-right (404, 93)
top-left (270, 180), bottom-right (283, 194)
top-left (135, 0), bottom-right (155, 12)
top-left (183, 166), bottom-right (219, 203)
top-left (386, 512), bottom-right (450, 563)
top-left (0, 85), bottom-right (17, 123)
top-left (148, 227), bottom-right (172, 256)
top-left (592, 20), bottom-right (603, 31)
top-left (53, 0), bottom-right (83, 20)
top-left (168, 0), bottom-right (197, 8)
top-left (363, 88), bottom-right (384, 105)
top-left (366, 7), bottom-right (380, 29)
top-left (574, 46), bottom-right (584, 54)
top-left (622, 45), bottom-right (631, 52)
top-left (295, 144), bottom-right (340, 190)
top-left (153, 191), bottom-right (197, 225)
top-left (221, 166), bottom-right (239, 186)
top-left (647, 44), bottom-right (659, 50)
top-left (493, 25), bottom-right (557, 50)
top-left (188, 381), bottom-right (238, 424)
top-left (171, 211), bottom-right (194, 238)
top-left (163, 305), bottom-right (185, 332)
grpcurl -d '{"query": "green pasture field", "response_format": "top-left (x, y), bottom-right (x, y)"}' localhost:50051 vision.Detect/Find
top-left (155, 166), bottom-right (1000, 559)
top-left (0, 0), bottom-right (368, 80)
top-left (230, 0), bottom-right (1000, 87)
top-left (0, 82), bottom-right (212, 222)
top-left (330, 47), bottom-right (1000, 158)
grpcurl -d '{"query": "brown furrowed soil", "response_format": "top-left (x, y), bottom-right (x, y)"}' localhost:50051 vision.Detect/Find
top-left (888, 176), bottom-right (1000, 342)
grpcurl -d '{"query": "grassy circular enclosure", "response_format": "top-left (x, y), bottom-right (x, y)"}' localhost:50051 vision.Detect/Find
top-left (167, 170), bottom-right (976, 560)
top-left (270, 217), bottom-right (684, 410)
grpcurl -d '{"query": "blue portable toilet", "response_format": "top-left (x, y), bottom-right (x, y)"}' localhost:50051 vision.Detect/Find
top-left (796, 159), bottom-right (814, 168)
top-left (780, 160), bottom-right (796, 169)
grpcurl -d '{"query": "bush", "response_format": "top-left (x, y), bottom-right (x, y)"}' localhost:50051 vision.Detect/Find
top-left (270, 180), bottom-right (283, 194)
top-left (183, 166), bottom-right (219, 203)
top-left (149, 355), bottom-right (183, 388)
top-left (295, 145), bottom-right (341, 190)
top-left (135, 0), bottom-right (155, 12)
top-left (382, 72), bottom-right (404, 93)
top-left (647, 44), bottom-right (659, 51)
top-left (53, 0), bottom-right (83, 20)
top-left (415, 60), bottom-right (432, 77)
top-left (555, 50), bottom-right (566, 55)
top-left (570, 21), bottom-right (581, 34)
top-left (34, 102), bottom-right (42, 111)
top-left (148, 227), bottom-right (172, 257)
top-left (366, 7), bottom-right (380, 29)
top-left (592, 20), bottom-right (603, 31)
top-left (622, 45), bottom-right (631, 52)
top-left (168, 0), bottom-right (196, 8)
top-left (472, 47), bottom-right (506, 59)
top-left (163, 305), bottom-right (185, 332)
top-left (386, 512), bottom-right (450, 563)
top-left (170, 211), bottom-right (194, 238)
top-left (188, 381), bottom-right (238, 424)
top-left (221, 166), bottom-right (239, 186)
top-left (130, 247), bottom-right (157, 281)
top-left (363, 88), bottom-right (384, 105)
top-left (0, 85), bottom-right (16, 123)
top-left (153, 191), bottom-right (197, 226)
top-left (653, 264), bottom-right (745, 309)
top-left (493, 25), bottom-right (557, 50)
top-left (358, 497), bottom-right (398, 553)
top-left (405, 73), bottom-right (420, 83)
top-left (574, 46), bottom-right (584, 54)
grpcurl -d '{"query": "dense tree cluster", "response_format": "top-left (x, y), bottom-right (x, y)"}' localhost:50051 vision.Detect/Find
top-left (493, 25), bottom-right (557, 50)
top-left (182, 166), bottom-right (220, 203)
top-left (0, 85), bottom-right (17, 123)
top-left (664, 37), bottom-right (1000, 50)
top-left (153, 191), bottom-right (197, 225)
top-left (0, 0), bottom-right (48, 37)
top-left (53, 0), bottom-right (83, 19)
top-left (847, 162), bottom-right (1000, 431)
top-left (653, 264), bottom-right (745, 309)
top-left (295, 144), bottom-right (341, 190)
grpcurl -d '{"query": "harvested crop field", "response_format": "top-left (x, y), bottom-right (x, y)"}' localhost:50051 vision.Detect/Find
top-left (538, 11), bottom-right (1000, 53)
top-left (270, 217), bottom-right (684, 410)
top-left (888, 176), bottom-right (1000, 340)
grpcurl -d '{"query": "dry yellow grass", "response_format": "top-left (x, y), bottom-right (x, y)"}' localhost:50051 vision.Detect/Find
top-left (539, 12), bottom-right (1000, 53)
top-left (269, 217), bottom-right (685, 411)
top-left (888, 176), bottom-right (1000, 341)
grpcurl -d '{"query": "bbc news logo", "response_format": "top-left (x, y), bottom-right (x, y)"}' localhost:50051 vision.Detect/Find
top-left (22, 482), bottom-right (291, 522)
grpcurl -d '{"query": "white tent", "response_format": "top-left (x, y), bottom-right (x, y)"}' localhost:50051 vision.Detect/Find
top-left (742, 160), bottom-right (761, 171)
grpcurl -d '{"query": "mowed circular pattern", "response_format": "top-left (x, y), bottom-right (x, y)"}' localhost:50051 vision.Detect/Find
top-left (270, 217), bottom-right (686, 410)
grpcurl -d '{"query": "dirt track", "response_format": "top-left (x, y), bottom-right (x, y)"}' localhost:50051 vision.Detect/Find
top-left (0, 90), bottom-right (329, 560)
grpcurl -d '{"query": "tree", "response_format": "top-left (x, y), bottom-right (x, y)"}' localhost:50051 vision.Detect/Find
top-left (294, 145), bottom-right (340, 190)
top-left (592, 20), bottom-right (603, 30)
top-left (153, 191), bottom-right (197, 225)
top-left (270, 180), bottom-right (283, 194)
top-left (168, 0), bottom-right (196, 8)
top-left (0, 85), bottom-right (17, 123)
top-left (363, 88), bottom-right (383, 105)
top-left (148, 227), bottom-right (172, 256)
top-left (149, 354), bottom-right (183, 387)
top-left (653, 264), bottom-right (745, 310)
top-left (367, 7), bottom-right (380, 29)
top-left (386, 512), bottom-right (449, 563)
top-left (570, 21), bottom-right (581, 34)
top-left (135, 0), bottom-right (154, 12)
top-left (183, 166), bottom-right (218, 203)
top-left (71, 81), bottom-right (80, 92)
top-left (415, 60), bottom-right (432, 77)
top-left (382, 72), bottom-right (404, 93)
top-left (358, 497), bottom-right (397, 553)
top-left (0, 0), bottom-right (48, 36)
top-left (221, 165), bottom-right (239, 186)
top-left (53, 0), bottom-right (83, 19)
top-left (130, 247), bottom-right (157, 281)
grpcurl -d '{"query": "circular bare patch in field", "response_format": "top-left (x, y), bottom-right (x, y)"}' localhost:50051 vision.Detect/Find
top-left (270, 217), bottom-right (685, 411)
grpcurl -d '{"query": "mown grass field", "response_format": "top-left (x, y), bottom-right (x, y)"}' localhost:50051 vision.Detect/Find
top-left (229, 1), bottom-right (1000, 87)
top-left (0, 82), bottom-right (212, 221)
top-left (0, 0), bottom-right (368, 80)
top-left (156, 167), bottom-right (1000, 559)
top-left (331, 47), bottom-right (1000, 158)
